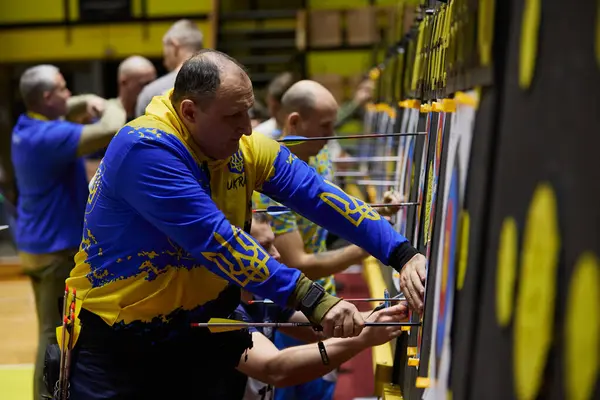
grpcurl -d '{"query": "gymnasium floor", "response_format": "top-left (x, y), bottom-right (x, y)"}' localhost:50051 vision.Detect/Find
top-left (0, 270), bottom-right (375, 400)
top-left (0, 278), bottom-right (36, 400)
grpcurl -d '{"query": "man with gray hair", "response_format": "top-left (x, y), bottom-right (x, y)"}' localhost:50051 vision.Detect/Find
top-left (134, 19), bottom-right (204, 117)
top-left (11, 64), bottom-right (126, 399)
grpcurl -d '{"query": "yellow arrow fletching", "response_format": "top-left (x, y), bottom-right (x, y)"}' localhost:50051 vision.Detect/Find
top-left (204, 318), bottom-right (250, 333)
top-left (278, 135), bottom-right (306, 146)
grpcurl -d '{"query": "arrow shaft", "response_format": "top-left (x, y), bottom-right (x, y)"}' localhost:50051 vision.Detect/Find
top-left (342, 298), bottom-right (406, 302)
top-left (278, 132), bottom-right (426, 143)
top-left (191, 321), bottom-right (420, 328)
top-left (251, 202), bottom-right (418, 214)
top-left (249, 297), bottom-right (406, 304)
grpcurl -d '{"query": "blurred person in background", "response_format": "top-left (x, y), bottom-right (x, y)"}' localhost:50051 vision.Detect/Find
top-left (334, 77), bottom-right (374, 130)
top-left (11, 64), bottom-right (126, 399)
top-left (255, 73), bottom-right (374, 180)
top-left (255, 72), bottom-right (374, 138)
top-left (135, 19), bottom-right (204, 117)
top-left (249, 100), bottom-right (270, 129)
top-left (254, 72), bottom-right (298, 137)
top-left (85, 56), bottom-right (156, 180)
top-left (0, 106), bottom-right (17, 247)
top-left (117, 56), bottom-right (157, 119)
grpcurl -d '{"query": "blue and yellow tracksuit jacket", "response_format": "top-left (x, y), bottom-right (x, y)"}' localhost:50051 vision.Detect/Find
top-left (66, 92), bottom-right (410, 334)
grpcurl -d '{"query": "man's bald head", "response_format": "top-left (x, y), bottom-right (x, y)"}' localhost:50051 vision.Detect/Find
top-left (281, 80), bottom-right (338, 161)
top-left (117, 56), bottom-right (157, 117)
top-left (118, 56), bottom-right (155, 79)
top-left (172, 49), bottom-right (254, 160)
top-left (281, 80), bottom-right (336, 117)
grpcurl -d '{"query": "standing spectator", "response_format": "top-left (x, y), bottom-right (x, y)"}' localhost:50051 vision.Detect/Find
top-left (11, 64), bottom-right (126, 399)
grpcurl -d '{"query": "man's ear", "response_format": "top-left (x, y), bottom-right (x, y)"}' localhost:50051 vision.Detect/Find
top-left (179, 99), bottom-right (197, 124)
top-left (42, 90), bottom-right (52, 103)
top-left (287, 112), bottom-right (300, 134)
top-left (170, 38), bottom-right (181, 55)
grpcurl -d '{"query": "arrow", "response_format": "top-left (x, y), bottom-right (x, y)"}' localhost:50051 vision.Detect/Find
top-left (191, 318), bottom-right (420, 333)
top-left (252, 202), bottom-right (419, 214)
top-left (278, 132), bottom-right (426, 146)
top-left (0, 225), bottom-right (8, 231)
top-left (248, 297), bottom-right (406, 305)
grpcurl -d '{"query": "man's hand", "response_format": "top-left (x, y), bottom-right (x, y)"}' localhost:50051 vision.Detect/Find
top-left (320, 300), bottom-right (365, 338)
top-left (360, 302), bottom-right (409, 346)
top-left (86, 95), bottom-right (106, 119)
top-left (353, 79), bottom-right (375, 106)
top-left (399, 253), bottom-right (427, 313)
top-left (379, 190), bottom-right (404, 217)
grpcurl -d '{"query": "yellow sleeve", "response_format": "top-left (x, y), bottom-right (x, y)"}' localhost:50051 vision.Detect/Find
top-left (244, 132), bottom-right (285, 190)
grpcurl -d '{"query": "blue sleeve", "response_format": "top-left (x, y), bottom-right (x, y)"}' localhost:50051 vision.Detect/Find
top-left (260, 146), bottom-right (409, 266)
top-left (42, 121), bottom-right (83, 163)
top-left (114, 139), bottom-right (302, 307)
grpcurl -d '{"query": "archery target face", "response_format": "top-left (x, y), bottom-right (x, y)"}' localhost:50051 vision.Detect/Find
top-left (435, 158), bottom-right (460, 374)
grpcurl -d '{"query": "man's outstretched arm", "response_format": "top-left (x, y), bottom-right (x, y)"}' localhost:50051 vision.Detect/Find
top-left (253, 192), bottom-right (369, 280)
top-left (251, 134), bottom-right (426, 311)
top-left (274, 230), bottom-right (368, 280)
top-left (237, 303), bottom-right (408, 387)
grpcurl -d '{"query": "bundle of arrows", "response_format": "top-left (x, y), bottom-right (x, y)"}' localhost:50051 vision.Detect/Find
top-left (190, 291), bottom-right (417, 365)
top-left (54, 285), bottom-right (77, 400)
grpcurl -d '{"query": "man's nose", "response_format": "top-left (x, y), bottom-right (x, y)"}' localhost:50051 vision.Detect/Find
top-left (240, 113), bottom-right (253, 136)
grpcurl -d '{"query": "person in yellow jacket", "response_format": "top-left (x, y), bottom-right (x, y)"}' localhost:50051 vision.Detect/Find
top-left (65, 50), bottom-right (426, 399)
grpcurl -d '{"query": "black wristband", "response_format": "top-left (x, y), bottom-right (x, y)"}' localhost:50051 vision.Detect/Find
top-left (389, 242), bottom-right (420, 273)
top-left (297, 282), bottom-right (326, 314)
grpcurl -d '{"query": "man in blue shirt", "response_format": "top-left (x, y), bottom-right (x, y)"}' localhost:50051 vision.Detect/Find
top-left (11, 64), bottom-right (126, 399)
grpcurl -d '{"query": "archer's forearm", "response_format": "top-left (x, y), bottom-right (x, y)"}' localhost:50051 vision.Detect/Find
top-left (265, 336), bottom-right (365, 387)
top-left (293, 245), bottom-right (367, 280)
top-left (261, 147), bottom-right (416, 269)
top-left (66, 94), bottom-right (93, 120)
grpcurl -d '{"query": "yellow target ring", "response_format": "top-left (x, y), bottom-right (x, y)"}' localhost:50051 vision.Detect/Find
top-left (456, 210), bottom-right (470, 290)
top-left (513, 183), bottom-right (560, 400)
top-left (519, 0), bottom-right (542, 89)
top-left (496, 217), bottom-right (518, 327)
top-left (565, 252), bottom-right (599, 400)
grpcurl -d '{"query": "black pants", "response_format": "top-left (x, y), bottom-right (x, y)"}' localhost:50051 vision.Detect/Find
top-left (68, 309), bottom-right (253, 399)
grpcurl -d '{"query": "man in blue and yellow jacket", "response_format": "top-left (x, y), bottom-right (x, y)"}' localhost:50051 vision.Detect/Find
top-left (66, 50), bottom-right (426, 399)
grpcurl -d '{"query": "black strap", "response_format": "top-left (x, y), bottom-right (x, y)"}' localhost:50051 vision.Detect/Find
top-left (297, 282), bottom-right (326, 315)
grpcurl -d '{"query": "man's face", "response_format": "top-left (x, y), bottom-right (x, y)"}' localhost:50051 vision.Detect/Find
top-left (185, 70), bottom-right (254, 160)
top-left (266, 95), bottom-right (279, 119)
top-left (162, 40), bottom-right (179, 72)
top-left (289, 97), bottom-right (337, 159)
top-left (121, 67), bottom-right (157, 112)
top-left (250, 220), bottom-right (280, 262)
top-left (44, 73), bottom-right (71, 117)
